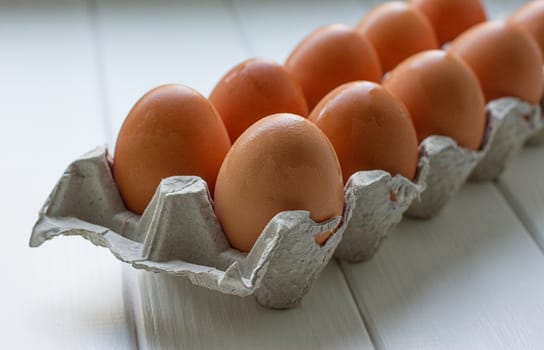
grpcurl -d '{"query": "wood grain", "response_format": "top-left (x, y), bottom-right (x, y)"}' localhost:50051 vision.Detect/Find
top-left (342, 183), bottom-right (544, 350)
top-left (0, 0), bottom-right (135, 348)
top-left (126, 262), bottom-right (373, 350)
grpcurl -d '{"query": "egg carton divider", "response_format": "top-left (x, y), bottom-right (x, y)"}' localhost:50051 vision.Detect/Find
top-left (333, 156), bottom-right (428, 263)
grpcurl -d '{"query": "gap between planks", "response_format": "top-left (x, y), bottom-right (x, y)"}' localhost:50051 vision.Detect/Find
top-left (86, 0), bottom-right (140, 347)
top-left (495, 145), bottom-right (544, 253)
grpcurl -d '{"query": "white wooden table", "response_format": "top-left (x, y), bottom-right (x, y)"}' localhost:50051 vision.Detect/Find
top-left (3, 0), bottom-right (544, 348)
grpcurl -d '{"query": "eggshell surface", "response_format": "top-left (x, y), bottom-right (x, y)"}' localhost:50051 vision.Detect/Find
top-left (285, 24), bottom-right (382, 110)
top-left (113, 84), bottom-right (231, 214)
top-left (214, 113), bottom-right (344, 252)
top-left (357, 2), bottom-right (438, 72)
top-left (449, 21), bottom-right (544, 104)
top-left (383, 50), bottom-right (486, 150)
top-left (509, 0), bottom-right (544, 60)
top-left (410, 0), bottom-right (486, 45)
top-left (309, 81), bottom-right (418, 183)
top-left (209, 58), bottom-right (308, 142)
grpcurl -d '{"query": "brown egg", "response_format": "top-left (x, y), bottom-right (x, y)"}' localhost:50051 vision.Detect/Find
top-left (509, 0), bottom-right (544, 60)
top-left (309, 81), bottom-right (418, 183)
top-left (383, 50), bottom-right (486, 150)
top-left (214, 113), bottom-right (344, 252)
top-left (285, 24), bottom-right (382, 110)
top-left (209, 58), bottom-right (308, 142)
top-left (449, 21), bottom-right (544, 104)
top-left (409, 0), bottom-right (486, 45)
top-left (356, 2), bottom-right (439, 72)
top-left (113, 84), bottom-right (231, 214)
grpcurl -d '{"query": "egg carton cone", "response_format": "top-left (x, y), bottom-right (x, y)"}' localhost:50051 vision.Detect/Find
top-left (29, 146), bottom-right (348, 309)
top-left (526, 97), bottom-right (544, 146)
top-left (333, 157), bottom-right (428, 263)
top-left (470, 98), bottom-right (542, 181)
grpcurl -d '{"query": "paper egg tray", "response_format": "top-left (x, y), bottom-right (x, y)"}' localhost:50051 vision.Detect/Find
top-left (29, 147), bottom-right (349, 309)
top-left (29, 98), bottom-right (541, 307)
top-left (406, 97), bottom-right (541, 219)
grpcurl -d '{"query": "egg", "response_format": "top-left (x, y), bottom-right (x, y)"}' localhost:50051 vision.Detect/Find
top-left (209, 58), bottom-right (308, 142)
top-left (309, 81), bottom-right (418, 183)
top-left (356, 2), bottom-right (438, 72)
top-left (409, 0), bottom-right (486, 45)
top-left (285, 24), bottom-right (382, 110)
top-left (449, 21), bottom-right (544, 104)
top-left (214, 113), bottom-right (344, 252)
top-left (113, 84), bottom-right (231, 214)
top-left (509, 0), bottom-right (544, 60)
top-left (383, 50), bottom-right (486, 150)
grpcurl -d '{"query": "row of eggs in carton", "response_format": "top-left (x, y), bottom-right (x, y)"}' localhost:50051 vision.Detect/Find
top-left (30, 0), bottom-right (544, 309)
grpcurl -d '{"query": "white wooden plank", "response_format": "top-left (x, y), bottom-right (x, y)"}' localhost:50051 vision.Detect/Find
top-left (95, 0), bottom-right (250, 141)
top-left (497, 146), bottom-right (544, 250)
top-left (0, 1), bottom-right (135, 348)
top-left (96, 1), bottom-right (375, 348)
top-left (125, 262), bottom-right (373, 350)
top-left (341, 183), bottom-right (544, 350)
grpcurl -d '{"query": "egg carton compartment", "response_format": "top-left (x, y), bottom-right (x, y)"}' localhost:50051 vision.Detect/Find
top-left (405, 97), bottom-right (541, 219)
top-left (526, 96), bottom-right (544, 146)
top-left (333, 157), bottom-right (428, 263)
top-left (470, 98), bottom-right (542, 181)
top-left (29, 147), bottom-right (347, 309)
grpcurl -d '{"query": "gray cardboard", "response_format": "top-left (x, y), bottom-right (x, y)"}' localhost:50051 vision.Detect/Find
top-left (470, 98), bottom-right (542, 181)
top-left (333, 157), bottom-right (428, 263)
top-left (30, 147), bottom-right (347, 309)
top-left (405, 136), bottom-right (480, 219)
top-left (526, 97), bottom-right (544, 145)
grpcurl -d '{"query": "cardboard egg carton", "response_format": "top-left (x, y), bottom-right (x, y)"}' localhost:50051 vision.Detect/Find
top-left (406, 97), bottom-right (541, 219)
top-left (30, 147), bottom-right (348, 309)
top-left (29, 98), bottom-right (542, 306)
